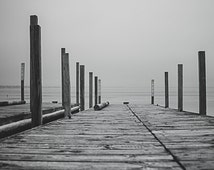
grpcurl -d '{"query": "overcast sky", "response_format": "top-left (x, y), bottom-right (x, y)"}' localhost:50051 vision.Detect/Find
top-left (0, 0), bottom-right (214, 89)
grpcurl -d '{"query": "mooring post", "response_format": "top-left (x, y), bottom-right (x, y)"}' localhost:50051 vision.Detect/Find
top-left (98, 79), bottom-right (101, 104)
top-left (30, 15), bottom-right (42, 127)
top-left (21, 63), bottom-right (25, 101)
top-left (76, 62), bottom-right (80, 106)
top-left (151, 79), bottom-right (154, 104)
top-left (80, 65), bottom-right (85, 111)
top-left (198, 51), bottom-right (206, 115)
top-left (94, 76), bottom-right (98, 106)
top-left (165, 72), bottom-right (169, 108)
top-left (61, 48), bottom-right (66, 107)
top-left (89, 72), bottom-right (93, 108)
top-left (178, 64), bottom-right (183, 111)
top-left (62, 53), bottom-right (71, 118)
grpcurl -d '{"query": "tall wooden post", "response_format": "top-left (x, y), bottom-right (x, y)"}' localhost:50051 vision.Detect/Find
top-left (21, 63), bottom-right (25, 101)
top-left (76, 62), bottom-right (80, 105)
top-left (61, 48), bottom-right (66, 107)
top-left (80, 65), bottom-right (85, 111)
top-left (94, 76), bottom-right (98, 106)
top-left (165, 72), bottom-right (169, 108)
top-left (98, 79), bottom-right (101, 104)
top-left (151, 79), bottom-right (154, 104)
top-left (178, 64), bottom-right (183, 111)
top-left (89, 72), bottom-right (93, 108)
top-left (30, 15), bottom-right (42, 127)
top-left (198, 51), bottom-right (206, 115)
top-left (62, 53), bottom-right (71, 118)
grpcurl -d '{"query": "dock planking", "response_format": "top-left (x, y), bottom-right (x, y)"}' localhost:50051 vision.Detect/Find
top-left (0, 103), bottom-right (62, 126)
top-left (129, 104), bottom-right (214, 170)
top-left (0, 104), bottom-right (213, 169)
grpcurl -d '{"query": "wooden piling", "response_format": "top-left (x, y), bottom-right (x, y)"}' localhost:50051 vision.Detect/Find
top-left (151, 79), bottom-right (154, 104)
top-left (80, 65), bottom-right (85, 111)
top-left (21, 63), bottom-right (25, 101)
top-left (89, 72), bottom-right (93, 108)
top-left (178, 64), bottom-right (183, 111)
top-left (76, 62), bottom-right (80, 105)
top-left (62, 53), bottom-right (71, 118)
top-left (165, 72), bottom-right (169, 108)
top-left (30, 15), bottom-right (38, 25)
top-left (61, 48), bottom-right (66, 108)
top-left (98, 79), bottom-right (101, 104)
top-left (198, 51), bottom-right (206, 115)
top-left (94, 76), bottom-right (98, 106)
top-left (30, 15), bottom-right (42, 127)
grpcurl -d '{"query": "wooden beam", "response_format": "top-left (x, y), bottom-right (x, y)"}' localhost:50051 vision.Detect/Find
top-left (165, 72), bottom-right (169, 108)
top-left (62, 53), bottom-right (71, 118)
top-left (198, 51), bottom-right (206, 115)
top-left (80, 65), bottom-right (85, 111)
top-left (94, 76), bottom-right (98, 106)
top-left (76, 62), bottom-right (80, 106)
top-left (98, 79), bottom-right (101, 104)
top-left (178, 64), bottom-right (183, 111)
top-left (61, 48), bottom-right (66, 108)
top-left (89, 72), bottom-right (93, 108)
top-left (21, 63), bottom-right (25, 101)
top-left (151, 79), bottom-right (154, 105)
top-left (30, 15), bottom-right (42, 127)
top-left (94, 101), bottom-right (109, 111)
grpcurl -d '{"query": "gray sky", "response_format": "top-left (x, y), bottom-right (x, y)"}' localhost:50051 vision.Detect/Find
top-left (0, 0), bottom-right (214, 89)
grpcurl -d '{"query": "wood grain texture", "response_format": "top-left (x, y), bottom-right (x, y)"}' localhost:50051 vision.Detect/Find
top-left (0, 104), bottom-right (182, 169)
top-left (30, 17), bottom-right (42, 127)
top-left (130, 104), bottom-right (214, 170)
top-left (0, 103), bottom-right (63, 126)
top-left (62, 53), bottom-right (71, 118)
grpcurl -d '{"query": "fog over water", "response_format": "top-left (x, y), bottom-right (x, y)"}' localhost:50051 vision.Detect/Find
top-left (0, 0), bottom-right (214, 114)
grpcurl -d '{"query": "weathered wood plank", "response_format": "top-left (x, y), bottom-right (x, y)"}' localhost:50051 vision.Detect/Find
top-left (129, 104), bottom-right (214, 170)
top-left (2, 104), bottom-right (214, 169)
top-left (0, 103), bottom-right (63, 126)
top-left (0, 161), bottom-right (182, 170)
top-left (0, 104), bottom-right (183, 169)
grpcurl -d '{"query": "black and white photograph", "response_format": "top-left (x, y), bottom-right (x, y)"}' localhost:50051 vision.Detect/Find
top-left (0, 0), bottom-right (214, 169)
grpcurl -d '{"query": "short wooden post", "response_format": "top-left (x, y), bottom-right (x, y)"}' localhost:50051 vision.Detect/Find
top-left (198, 51), bottom-right (206, 115)
top-left (98, 79), bottom-right (101, 104)
top-left (178, 64), bottom-right (183, 111)
top-left (76, 62), bottom-right (80, 105)
top-left (94, 76), bottom-right (98, 106)
top-left (21, 63), bottom-right (25, 101)
top-left (61, 48), bottom-right (66, 107)
top-left (151, 79), bottom-right (154, 104)
top-left (89, 72), bottom-right (93, 108)
top-left (165, 72), bottom-right (169, 108)
top-left (30, 15), bottom-right (42, 127)
top-left (62, 53), bottom-right (71, 118)
top-left (80, 65), bottom-right (85, 111)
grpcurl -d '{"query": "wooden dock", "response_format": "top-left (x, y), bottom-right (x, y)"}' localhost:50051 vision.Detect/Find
top-left (0, 103), bottom-right (62, 126)
top-left (0, 104), bottom-right (214, 169)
